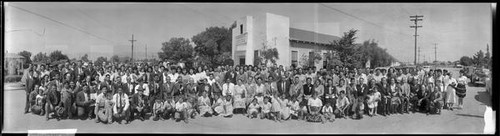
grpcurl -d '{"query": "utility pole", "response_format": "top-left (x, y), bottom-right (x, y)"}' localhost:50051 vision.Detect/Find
top-left (417, 46), bottom-right (421, 64)
top-left (410, 15), bottom-right (423, 65)
top-left (434, 43), bottom-right (437, 63)
top-left (129, 34), bottom-right (136, 62)
top-left (145, 44), bottom-right (147, 61)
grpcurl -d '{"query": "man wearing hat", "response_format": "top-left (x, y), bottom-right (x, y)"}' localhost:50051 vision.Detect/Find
top-left (130, 86), bottom-right (147, 121)
top-left (94, 86), bottom-right (113, 124)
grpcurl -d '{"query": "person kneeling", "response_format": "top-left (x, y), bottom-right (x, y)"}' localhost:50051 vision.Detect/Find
top-left (130, 87), bottom-right (147, 122)
top-left (95, 87), bottom-right (114, 124)
top-left (113, 87), bottom-right (130, 124)
top-left (75, 85), bottom-right (95, 120)
top-left (152, 98), bottom-right (164, 121)
top-left (45, 84), bottom-right (62, 121)
top-left (174, 97), bottom-right (189, 123)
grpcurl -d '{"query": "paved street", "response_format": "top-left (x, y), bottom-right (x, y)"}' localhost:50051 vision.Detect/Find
top-left (2, 68), bottom-right (491, 134)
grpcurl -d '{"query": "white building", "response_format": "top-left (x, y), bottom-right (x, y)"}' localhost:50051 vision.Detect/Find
top-left (232, 13), bottom-right (340, 69)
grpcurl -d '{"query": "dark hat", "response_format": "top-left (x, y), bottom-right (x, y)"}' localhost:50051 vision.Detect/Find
top-left (136, 86), bottom-right (144, 91)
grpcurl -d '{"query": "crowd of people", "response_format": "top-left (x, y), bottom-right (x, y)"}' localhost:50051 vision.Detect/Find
top-left (22, 60), bottom-right (469, 124)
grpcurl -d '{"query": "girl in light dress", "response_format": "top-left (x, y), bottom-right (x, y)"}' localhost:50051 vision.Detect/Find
top-left (247, 98), bottom-right (260, 119)
top-left (212, 94), bottom-right (224, 116)
top-left (222, 95), bottom-right (234, 118)
top-left (455, 71), bottom-right (468, 109)
top-left (198, 91), bottom-right (213, 117)
top-left (446, 74), bottom-right (457, 111)
top-left (288, 97), bottom-right (301, 120)
top-left (278, 94), bottom-right (291, 121)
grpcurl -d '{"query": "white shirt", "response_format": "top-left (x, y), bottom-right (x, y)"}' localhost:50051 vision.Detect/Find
top-left (322, 105), bottom-right (333, 114)
top-left (308, 98), bottom-right (323, 107)
top-left (169, 73), bottom-right (179, 83)
top-left (175, 102), bottom-right (188, 111)
top-left (135, 84), bottom-right (150, 96)
top-left (112, 93), bottom-right (130, 113)
top-left (222, 83), bottom-right (235, 96)
top-left (207, 78), bottom-right (216, 86)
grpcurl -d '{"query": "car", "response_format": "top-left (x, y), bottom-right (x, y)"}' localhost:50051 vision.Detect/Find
top-left (454, 64), bottom-right (463, 68)
top-left (471, 68), bottom-right (488, 87)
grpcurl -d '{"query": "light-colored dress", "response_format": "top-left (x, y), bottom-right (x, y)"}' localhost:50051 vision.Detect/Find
top-left (198, 96), bottom-right (213, 114)
top-left (223, 98), bottom-right (233, 116)
top-left (233, 85), bottom-right (246, 109)
top-left (279, 98), bottom-right (290, 119)
top-left (213, 98), bottom-right (225, 114)
top-left (446, 85), bottom-right (457, 104)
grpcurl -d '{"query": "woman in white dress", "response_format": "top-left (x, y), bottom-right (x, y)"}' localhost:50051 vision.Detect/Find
top-left (212, 94), bottom-right (224, 116)
top-left (278, 94), bottom-right (290, 120)
top-left (446, 76), bottom-right (457, 110)
top-left (233, 79), bottom-right (247, 113)
top-left (222, 95), bottom-right (234, 118)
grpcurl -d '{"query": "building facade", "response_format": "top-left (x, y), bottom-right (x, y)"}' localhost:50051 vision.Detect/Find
top-left (232, 13), bottom-right (340, 69)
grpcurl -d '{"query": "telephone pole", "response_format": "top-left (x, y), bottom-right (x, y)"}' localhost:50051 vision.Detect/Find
top-left (410, 15), bottom-right (423, 65)
top-left (434, 43), bottom-right (437, 63)
top-left (129, 34), bottom-right (137, 61)
top-left (145, 44), bottom-right (147, 60)
top-left (417, 46), bottom-right (421, 64)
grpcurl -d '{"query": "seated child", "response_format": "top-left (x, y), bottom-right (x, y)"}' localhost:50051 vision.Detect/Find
top-left (222, 95), bottom-right (234, 118)
top-left (260, 96), bottom-right (273, 120)
top-left (288, 97), bottom-right (301, 120)
top-left (334, 91), bottom-right (350, 119)
top-left (174, 97), bottom-right (189, 123)
top-left (322, 102), bottom-right (335, 123)
top-left (247, 98), bottom-right (260, 119)
top-left (162, 96), bottom-right (176, 120)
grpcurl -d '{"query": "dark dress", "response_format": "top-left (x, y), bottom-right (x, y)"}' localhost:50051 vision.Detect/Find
top-left (455, 84), bottom-right (467, 98)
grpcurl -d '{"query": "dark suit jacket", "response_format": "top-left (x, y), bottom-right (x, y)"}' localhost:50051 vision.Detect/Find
top-left (355, 84), bottom-right (369, 99)
top-left (25, 75), bottom-right (35, 94)
top-left (225, 71), bottom-right (237, 84)
top-left (130, 93), bottom-right (147, 109)
top-left (302, 84), bottom-right (314, 96)
top-left (277, 79), bottom-right (291, 96)
top-left (75, 91), bottom-right (90, 107)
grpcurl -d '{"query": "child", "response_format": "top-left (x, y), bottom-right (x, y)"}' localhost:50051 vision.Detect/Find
top-left (260, 96), bottom-right (273, 120)
top-left (322, 102), bottom-right (335, 123)
top-left (152, 98), bottom-right (164, 121)
top-left (366, 91), bottom-right (376, 116)
top-left (222, 95), bottom-right (233, 118)
top-left (247, 98), bottom-right (260, 119)
top-left (279, 94), bottom-right (291, 121)
top-left (212, 94), bottom-right (224, 116)
top-left (198, 91), bottom-right (213, 117)
top-left (271, 94), bottom-right (282, 122)
top-left (185, 98), bottom-right (198, 119)
top-left (163, 96), bottom-right (176, 120)
top-left (335, 91), bottom-right (350, 119)
top-left (289, 97), bottom-right (301, 120)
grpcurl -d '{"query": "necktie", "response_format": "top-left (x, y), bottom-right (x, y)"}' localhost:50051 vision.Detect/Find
top-left (119, 94), bottom-right (122, 108)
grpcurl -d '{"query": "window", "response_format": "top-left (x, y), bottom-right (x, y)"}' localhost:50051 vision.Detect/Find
top-left (291, 51), bottom-right (298, 68)
top-left (240, 24), bottom-right (244, 34)
top-left (239, 57), bottom-right (246, 66)
top-left (309, 52), bottom-right (314, 66)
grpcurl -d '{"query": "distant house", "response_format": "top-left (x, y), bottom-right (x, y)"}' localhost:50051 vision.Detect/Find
top-left (5, 53), bottom-right (26, 76)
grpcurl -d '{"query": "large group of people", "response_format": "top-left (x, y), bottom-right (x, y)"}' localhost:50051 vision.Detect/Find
top-left (22, 60), bottom-right (469, 124)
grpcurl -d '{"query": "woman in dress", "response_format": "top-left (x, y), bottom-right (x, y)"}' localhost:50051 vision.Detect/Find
top-left (455, 71), bottom-right (468, 109)
top-left (233, 79), bottom-right (247, 114)
top-left (314, 79), bottom-right (325, 102)
top-left (212, 94), bottom-right (224, 116)
top-left (222, 95), bottom-right (234, 118)
top-left (446, 75), bottom-right (457, 110)
top-left (245, 76), bottom-right (257, 106)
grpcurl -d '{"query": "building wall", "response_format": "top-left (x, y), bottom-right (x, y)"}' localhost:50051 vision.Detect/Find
top-left (265, 13), bottom-right (290, 67)
top-left (290, 42), bottom-right (331, 69)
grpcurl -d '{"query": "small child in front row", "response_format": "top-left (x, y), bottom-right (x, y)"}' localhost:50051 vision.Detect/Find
top-left (335, 91), bottom-right (350, 119)
top-left (322, 102), bottom-right (335, 123)
top-left (260, 97), bottom-right (273, 120)
top-left (247, 98), bottom-right (260, 119)
top-left (152, 98), bottom-right (164, 121)
top-left (289, 97), bottom-right (301, 120)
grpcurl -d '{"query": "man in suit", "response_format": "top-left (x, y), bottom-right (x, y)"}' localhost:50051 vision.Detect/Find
top-left (161, 76), bottom-right (173, 99)
top-left (130, 86), bottom-right (147, 121)
top-left (75, 84), bottom-right (95, 119)
top-left (25, 69), bottom-right (35, 114)
top-left (225, 68), bottom-right (237, 84)
top-left (299, 77), bottom-right (314, 104)
top-left (45, 83), bottom-right (62, 121)
top-left (352, 77), bottom-right (368, 119)
top-left (277, 74), bottom-right (291, 97)
top-left (113, 87), bottom-right (130, 124)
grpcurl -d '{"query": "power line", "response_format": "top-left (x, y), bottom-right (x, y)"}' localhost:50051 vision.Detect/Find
top-left (410, 15), bottom-right (423, 65)
top-left (9, 4), bottom-right (118, 44)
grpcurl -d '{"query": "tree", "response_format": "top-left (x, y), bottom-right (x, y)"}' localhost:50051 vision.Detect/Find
top-left (192, 26), bottom-right (233, 67)
top-left (324, 51), bottom-right (343, 69)
top-left (473, 50), bottom-right (485, 67)
top-left (330, 29), bottom-right (358, 69)
top-left (158, 37), bottom-right (194, 66)
top-left (306, 49), bottom-right (322, 67)
top-left (33, 52), bottom-right (50, 64)
top-left (459, 56), bottom-right (474, 66)
top-left (94, 56), bottom-right (108, 66)
top-left (81, 54), bottom-right (89, 62)
top-left (257, 40), bottom-right (280, 67)
top-left (357, 39), bottom-right (396, 68)
top-left (49, 50), bottom-right (69, 62)
top-left (18, 50), bottom-right (32, 68)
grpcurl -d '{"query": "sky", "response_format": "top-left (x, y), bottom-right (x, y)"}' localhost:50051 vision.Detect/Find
top-left (5, 2), bottom-right (493, 63)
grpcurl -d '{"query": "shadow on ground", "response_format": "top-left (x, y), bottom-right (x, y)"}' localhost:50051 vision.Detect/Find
top-left (474, 91), bottom-right (491, 107)
top-left (455, 113), bottom-right (483, 118)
